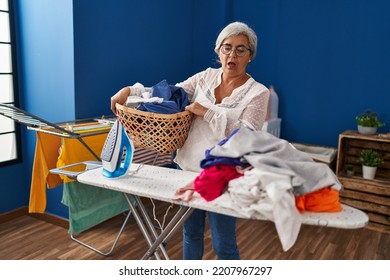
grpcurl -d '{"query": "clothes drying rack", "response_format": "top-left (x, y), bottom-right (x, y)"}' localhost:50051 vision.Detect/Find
top-left (0, 103), bottom-right (114, 161)
top-left (0, 103), bottom-right (173, 256)
top-left (0, 103), bottom-right (127, 255)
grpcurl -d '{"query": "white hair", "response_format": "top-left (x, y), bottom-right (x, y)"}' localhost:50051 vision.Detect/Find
top-left (215, 22), bottom-right (258, 59)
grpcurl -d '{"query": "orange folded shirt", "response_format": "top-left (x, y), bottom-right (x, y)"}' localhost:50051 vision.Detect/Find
top-left (295, 186), bottom-right (342, 213)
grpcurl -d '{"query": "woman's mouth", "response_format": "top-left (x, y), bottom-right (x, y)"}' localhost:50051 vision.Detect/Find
top-left (227, 61), bottom-right (236, 68)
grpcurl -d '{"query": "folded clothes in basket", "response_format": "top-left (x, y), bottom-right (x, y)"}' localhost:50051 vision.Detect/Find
top-left (126, 95), bottom-right (164, 108)
top-left (137, 80), bottom-right (190, 114)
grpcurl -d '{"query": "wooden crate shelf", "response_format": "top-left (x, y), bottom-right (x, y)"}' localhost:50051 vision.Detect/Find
top-left (336, 130), bottom-right (390, 233)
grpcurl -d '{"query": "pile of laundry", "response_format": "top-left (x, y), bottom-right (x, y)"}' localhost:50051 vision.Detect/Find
top-left (173, 127), bottom-right (342, 251)
top-left (126, 80), bottom-right (189, 114)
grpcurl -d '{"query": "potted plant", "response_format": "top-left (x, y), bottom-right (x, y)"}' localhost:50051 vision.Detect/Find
top-left (346, 164), bottom-right (355, 176)
top-left (355, 109), bottom-right (385, 135)
top-left (358, 149), bottom-right (384, 179)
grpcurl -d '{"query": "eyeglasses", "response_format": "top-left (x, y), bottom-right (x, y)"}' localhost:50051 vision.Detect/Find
top-left (219, 44), bottom-right (251, 57)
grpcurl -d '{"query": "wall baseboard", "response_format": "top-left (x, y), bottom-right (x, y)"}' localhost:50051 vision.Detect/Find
top-left (29, 212), bottom-right (69, 229)
top-left (0, 207), bottom-right (28, 224)
top-left (0, 206), bottom-right (69, 229)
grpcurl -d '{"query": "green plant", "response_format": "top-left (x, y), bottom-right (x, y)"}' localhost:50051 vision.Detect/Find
top-left (346, 164), bottom-right (355, 175)
top-left (358, 149), bottom-right (384, 167)
top-left (346, 164), bottom-right (354, 171)
top-left (355, 109), bottom-right (385, 128)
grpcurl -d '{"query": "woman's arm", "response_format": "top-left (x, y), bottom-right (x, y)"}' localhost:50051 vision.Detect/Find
top-left (110, 87), bottom-right (130, 114)
top-left (110, 83), bottom-right (147, 114)
top-left (204, 90), bottom-right (269, 140)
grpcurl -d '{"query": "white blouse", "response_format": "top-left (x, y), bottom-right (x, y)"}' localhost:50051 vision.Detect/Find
top-left (129, 67), bottom-right (269, 172)
top-left (174, 67), bottom-right (269, 172)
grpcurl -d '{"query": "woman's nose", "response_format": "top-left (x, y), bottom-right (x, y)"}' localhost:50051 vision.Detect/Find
top-left (229, 51), bottom-right (237, 58)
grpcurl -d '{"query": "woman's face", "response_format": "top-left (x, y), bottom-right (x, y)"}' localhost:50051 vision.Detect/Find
top-left (218, 34), bottom-right (252, 76)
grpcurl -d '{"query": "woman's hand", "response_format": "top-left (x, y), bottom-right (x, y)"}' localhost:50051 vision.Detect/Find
top-left (185, 102), bottom-right (208, 117)
top-left (110, 87), bottom-right (130, 114)
top-left (172, 181), bottom-right (195, 202)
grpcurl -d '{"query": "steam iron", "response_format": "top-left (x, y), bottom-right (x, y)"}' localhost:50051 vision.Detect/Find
top-left (101, 120), bottom-right (134, 178)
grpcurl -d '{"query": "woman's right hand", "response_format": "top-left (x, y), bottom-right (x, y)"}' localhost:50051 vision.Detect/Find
top-left (110, 87), bottom-right (131, 114)
top-left (185, 102), bottom-right (208, 117)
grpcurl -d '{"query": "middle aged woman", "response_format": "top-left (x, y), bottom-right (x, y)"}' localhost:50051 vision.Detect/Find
top-left (110, 22), bottom-right (270, 260)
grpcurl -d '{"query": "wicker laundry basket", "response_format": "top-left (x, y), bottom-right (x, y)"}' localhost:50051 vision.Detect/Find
top-left (116, 103), bottom-right (193, 154)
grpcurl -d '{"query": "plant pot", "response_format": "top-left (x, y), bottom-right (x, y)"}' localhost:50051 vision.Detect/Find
top-left (346, 165), bottom-right (355, 176)
top-left (358, 125), bottom-right (377, 135)
top-left (362, 165), bottom-right (377, 179)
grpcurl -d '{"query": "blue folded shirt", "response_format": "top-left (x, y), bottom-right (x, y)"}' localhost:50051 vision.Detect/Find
top-left (138, 80), bottom-right (190, 114)
top-left (200, 129), bottom-right (251, 168)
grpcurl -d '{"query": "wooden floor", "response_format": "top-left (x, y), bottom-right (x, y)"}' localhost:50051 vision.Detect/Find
top-left (0, 201), bottom-right (389, 260)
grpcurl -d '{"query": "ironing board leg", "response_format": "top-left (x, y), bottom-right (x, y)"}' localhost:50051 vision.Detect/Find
top-left (142, 206), bottom-right (195, 260)
top-left (123, 193), bottom-right (169, 260)
top-left (133, 196), bottom-right (171, 260)
top-left (70, 209), bottom-right (132, 256)
top-left (161, 206), bottom-right (195, 246)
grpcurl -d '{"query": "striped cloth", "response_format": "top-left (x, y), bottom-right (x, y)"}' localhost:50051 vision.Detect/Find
top-left (132, 148), bottom-right (173, 166)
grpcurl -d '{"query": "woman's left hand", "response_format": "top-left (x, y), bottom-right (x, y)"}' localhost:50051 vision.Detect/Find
top-left (172, 181), bottom-right (195, 202)
top-left (185, 102), bottom-right (208, 117)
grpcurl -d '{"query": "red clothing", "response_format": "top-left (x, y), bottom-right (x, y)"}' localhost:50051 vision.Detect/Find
top-left (194, 165), bottom-right (243, 201)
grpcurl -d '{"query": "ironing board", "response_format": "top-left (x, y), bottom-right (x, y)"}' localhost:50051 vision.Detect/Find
top-left (73, 163), bottom-right (369, 260)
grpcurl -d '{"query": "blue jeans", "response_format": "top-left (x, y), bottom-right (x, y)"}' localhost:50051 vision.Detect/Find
top-left (164, 161), bottom-right (239, 260)
top-left (183, 209), bottom-right (240, 260)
